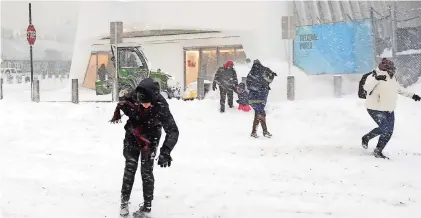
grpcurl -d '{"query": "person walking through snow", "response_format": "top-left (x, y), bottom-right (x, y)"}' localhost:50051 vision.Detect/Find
top-left (212, 60), bottom-right (239, 112)
top-left (235, 82), bottom-right (251, 112)
top-left (246, 59), bottom-right (277, 138)
top-left (361, 58), bottom-right (420, 159)
top-left (110, 78), bottom-right (179, 217)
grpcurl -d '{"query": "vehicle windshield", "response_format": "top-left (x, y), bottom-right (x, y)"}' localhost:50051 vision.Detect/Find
top-left (119, 49), bottom-right (144, 69)
top-left (136, 46), bottom-right (148, 63)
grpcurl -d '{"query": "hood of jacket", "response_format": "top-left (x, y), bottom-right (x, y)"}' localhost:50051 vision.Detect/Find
top-left (135, 78), bottom-right (161, 103)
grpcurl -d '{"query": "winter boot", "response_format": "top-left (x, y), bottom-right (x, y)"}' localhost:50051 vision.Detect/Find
top-left (251, 115), bottom-right (260, 138)
top-left (120, 201), bottom-right (129, 217)
top-left (361, 136), bottom-right (369, 149)
top-left (220, 105), bottom-right (225, 113)
top-left (260, 116), bottom-right (272, 138)
top-left (373, 148), bottom-right (389, 159)
top-left (134, 201), bottom-right (152, 215)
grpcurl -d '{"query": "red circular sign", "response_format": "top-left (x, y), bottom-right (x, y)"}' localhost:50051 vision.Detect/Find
top-left (27, 24), bottom-right (36, 46)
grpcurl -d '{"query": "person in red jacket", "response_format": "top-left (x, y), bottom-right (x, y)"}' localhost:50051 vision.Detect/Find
top-left (212, 60), bottom-right (239, 112)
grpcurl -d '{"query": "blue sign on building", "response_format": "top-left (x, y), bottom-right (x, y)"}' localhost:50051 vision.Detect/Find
top-left (293, 20), bottom-right (374, 75)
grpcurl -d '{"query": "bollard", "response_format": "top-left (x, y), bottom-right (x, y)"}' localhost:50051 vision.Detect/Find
top-left (0, 78), bottom-right (3, 100)
top-left (287, 75), bottom-right (295, 101)
top-left (33, 79), bottom-right (40, 102)
top-left (334, 75), bottom-right (342, 98)
top-left (71, 79), bottom-right (79, 104)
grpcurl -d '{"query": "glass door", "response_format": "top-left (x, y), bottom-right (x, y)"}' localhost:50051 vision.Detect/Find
top-left (185, 50), bottom-right (200, 89)
top-left (200, 49), bottom-right (217, 98)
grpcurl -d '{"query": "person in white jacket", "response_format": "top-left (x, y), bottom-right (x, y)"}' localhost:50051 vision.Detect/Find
top-left (362, 58), bottom-right (420, 159)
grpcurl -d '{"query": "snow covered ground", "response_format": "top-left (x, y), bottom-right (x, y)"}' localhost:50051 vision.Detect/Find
top-left (1, 78), bottom-right (421, 218)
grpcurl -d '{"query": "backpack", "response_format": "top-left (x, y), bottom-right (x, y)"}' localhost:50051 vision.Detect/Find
top-left (358, 71), bottom-right (375, 99)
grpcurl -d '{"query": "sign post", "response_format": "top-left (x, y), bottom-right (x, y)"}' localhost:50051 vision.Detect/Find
top-left (282, 16), bottom-right (296, 75)
top-left (27, 3), bottom-right (36, 101)
top-left (282, 16), bottom-right (296, 101)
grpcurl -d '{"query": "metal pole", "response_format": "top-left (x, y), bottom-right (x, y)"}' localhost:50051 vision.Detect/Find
top-left (33, 79), bottom-right (40, 102)
top-left (390, 2), bottom-right (397, 61)
top-left (29, 3), bottom-right (34, 101)
top-left (370, 7), bottom-right (377, 68)
top-left (0, 78), bottom-right (3, 100)
top-left (287, 75), bottom-right (295, 101)
top-left (112, 45), bottom-right (119, 102)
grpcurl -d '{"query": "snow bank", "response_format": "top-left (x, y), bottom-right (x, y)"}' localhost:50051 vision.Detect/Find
top-left (396, 49), bottom-right (421, 56)
top-left (1, 96), bottom-right (421, 218)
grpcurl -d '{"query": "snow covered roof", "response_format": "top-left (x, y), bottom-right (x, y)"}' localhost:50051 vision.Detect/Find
top-left (1, 38), bottom-right (74, 61)
top-left (100, 29), bottom-right (221, 40)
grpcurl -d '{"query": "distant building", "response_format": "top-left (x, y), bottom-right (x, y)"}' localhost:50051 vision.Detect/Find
top-left (1, 37), bottom-right (73, 74)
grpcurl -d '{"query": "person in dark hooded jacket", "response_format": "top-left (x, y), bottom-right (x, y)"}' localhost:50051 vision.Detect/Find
top-left (212, 60), bottom-right (238, 112)
top-left (246, 59), bottom-right (277, 138)
top-left (110, 78), bottom-right (179, 217)
top-left (235, 82), bottom-right (251, 112)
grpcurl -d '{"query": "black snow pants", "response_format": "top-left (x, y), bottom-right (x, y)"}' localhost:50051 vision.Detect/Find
top-left (219, 87), bottom-right (234, 110)
top-left (121, 132), bottom-right (159, 204)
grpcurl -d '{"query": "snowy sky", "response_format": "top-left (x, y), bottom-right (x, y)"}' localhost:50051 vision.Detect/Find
top-left (1, 1), bottom-right (79, 38)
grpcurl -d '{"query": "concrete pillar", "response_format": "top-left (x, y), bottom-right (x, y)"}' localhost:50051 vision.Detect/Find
top-left (287, 75), bottom-right (295, 101)
top-left (110, 21), bottom-right (123, 102)
top-left (72, 79), bottom-right (79, 104)
top-left (0, 78), bottom-right (3, 100)
top-left (334, 75), bottom-right (342, 98)
top-left (33, 79), bottom-right (40, 102)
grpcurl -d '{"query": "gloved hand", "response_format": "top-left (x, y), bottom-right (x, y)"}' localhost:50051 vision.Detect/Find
top-left (412, 94), bottom-right (421, 101)
top-left (375, 75), bottom-right (387, 81)
top-left (212, 84), bottom-right (217, 91)
top-left (158, 150), bottom-right (172, 168)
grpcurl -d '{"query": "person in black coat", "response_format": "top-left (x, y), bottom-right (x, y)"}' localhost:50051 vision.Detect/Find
top-left (212, 60), bottom-right (239, 112)
top-left (246, 60), bottom-right (277, 138)
top-left (110, 78), bottom-right (179, 217)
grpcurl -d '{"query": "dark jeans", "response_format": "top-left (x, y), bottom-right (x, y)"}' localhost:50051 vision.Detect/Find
top-left (220, 87), bottom-right (233, 109)
top-left (363, 109), bottom-right (395, 151)
top-left (121, 134), bottom-right (158, 203)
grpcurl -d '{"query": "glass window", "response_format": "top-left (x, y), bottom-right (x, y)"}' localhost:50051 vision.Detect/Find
top-left (185, 50), bottom-right (199, 87)
top-left (201, 49), bottom-right (218, 82)
top-left (83, 54), bottom-right (98, 89)
top-left (119, 49), bottom-right (144, 68)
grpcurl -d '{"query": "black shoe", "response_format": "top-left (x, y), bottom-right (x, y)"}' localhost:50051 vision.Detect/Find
top-left (135, 202), bottom-right (151, 214)
top-left (229, 105), bottom-right (234, 108)
top-left (362, 136), bottom-right (369, 149)
top-left (373, 148), bottom-right (389, 159)
top-left (250, 132), bottom-right (259, 138)
top-left (220, 107), bottom-right (225, 113)
top-left (120, 202), bottom-right (129, 217)
top-left (263, 131), bottom-right (272, 138)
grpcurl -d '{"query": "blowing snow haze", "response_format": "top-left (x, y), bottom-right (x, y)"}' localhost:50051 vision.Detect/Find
top-left (1, 1), bottom-right (79, 43)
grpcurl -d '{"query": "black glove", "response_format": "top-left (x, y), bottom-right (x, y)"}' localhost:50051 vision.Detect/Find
top-left (375, 75), bottom-right (387, 81)
top-left (157, 150), bottom-right (172, 168)
top-left (413, 94), bottom-right (421, 101)
top-left (212, 84), bottom-right (217, 91)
